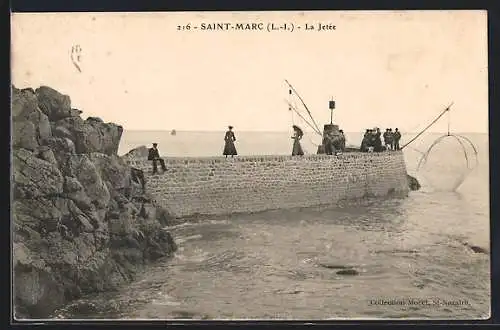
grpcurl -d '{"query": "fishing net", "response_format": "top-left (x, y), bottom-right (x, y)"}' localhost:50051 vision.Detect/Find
top-left (416, 134), bottom-right (479, 191)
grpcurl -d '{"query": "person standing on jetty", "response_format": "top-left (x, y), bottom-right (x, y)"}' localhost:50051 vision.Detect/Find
top-left (360, 129), bottom-right (370, 152)
top-left (148, 143), bottom-right (167, 174)
top-left (383, 128), bottom-right (393, 150)
top-left (393, 128), bottom-right (402, 150)
top-left (291, 125), bottom-right (305, 156)
top-left (339, 130), bottom-right (346, 152)
top-left (323, 131), bottom-right (335, 155)
top-left (373, 127), bottom-right (383, 152)
top-left (223, 126), bottom-right (237, 158)
top-left (368, 129), bottom-right (377, 152)
top-left (388, 128), bottom-right (395, 150)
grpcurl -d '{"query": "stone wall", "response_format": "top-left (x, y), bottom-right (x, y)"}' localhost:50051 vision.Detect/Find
top-left (125, 151), bottom-right (410, 218)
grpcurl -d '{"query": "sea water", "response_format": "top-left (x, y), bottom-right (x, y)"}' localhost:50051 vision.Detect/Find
top-left (52, 131), bottom-right (490, 320)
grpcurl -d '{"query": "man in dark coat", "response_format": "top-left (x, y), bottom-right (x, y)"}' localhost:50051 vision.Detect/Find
top-left (148, 143), bottom-right (167, 174)
top-left (339, 130), bottom-right (346, 152)
top-left (373, 128), bottom-right (383, 152)
top-left (393, 128), bottom-right (402, 150)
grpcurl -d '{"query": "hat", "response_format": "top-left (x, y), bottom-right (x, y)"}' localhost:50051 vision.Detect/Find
top-left (228, 125), bottom-right (233, 129)
top-left (292, 125), bottom-right (303, 136)
top-left (152, 143), bottom-right (158, 146)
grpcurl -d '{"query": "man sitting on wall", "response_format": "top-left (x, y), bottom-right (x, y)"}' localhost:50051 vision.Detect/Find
top-left (148, 143), bottom-right (167, 174)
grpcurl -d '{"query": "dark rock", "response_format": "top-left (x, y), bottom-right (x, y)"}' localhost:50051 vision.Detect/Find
top-left (63, 176), bottom-right (94, 211)
top-left (37, 146), bottom-right (58, 165)
top-left (108, 213), bottom-right (133, 236)
top-left (87, 116), bottom-right (104, 123)
top-left (53, 116), bottom-right (85, 141)
top-left (139, 203), bottom-right (156, 220)
top-left (156, 206), bottom-right (174, 226)
top-left (12, 87), bottom-right (38, 119)
top-left (123, 145), bottom-right (149, 160)
top-left (112, 192), bottom-right (130, 208)
top-left (13, 149), bottom-right (64, 198)
top-left (53, 126), bottom-right (74, 140)
top-left (13, 198), bottom-right (63, 232)
top-left (12, 87), bottom-right (52, 143)
top-left (142, 226), bottom-right (177, 260)
top-left (407, 174), bottom-right (421, 191)
top-left (336, 269), bottom-right (359, 276)
top-left (88, 153), bottom-right (131, 190)
top-left (14, 223), bottom-right (42, 243)
top-left (14, 266), bottom-right (65, 318)
top-left (70, 108), bottom-right (83, 117)
top-left (13, 242), bottom-right (66, 318)
top-left (130, 167), bottom-right (146, 190)
top-left (35, 86), bottom-right (73, 121)
top-left (463, 242), bottom-right (489, 254)
top-left (43, 137), bottom-right (76, 167)
top-left (65, 199), bottom-right (96, 233)
top-left (54, 116), bottom-right (123, 155)
top-left (76, 119), bottom-right (123, 155)
top-left (63, 176), bottom-right (84, 193)
top-left (318, 263), bottom-right (353, 270)
top-left (65, 155), bottom-right (111, 209)
top-left (12, 121), bottom-right (39, 151)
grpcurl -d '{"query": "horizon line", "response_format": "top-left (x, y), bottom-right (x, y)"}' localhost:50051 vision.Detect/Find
top-left (122, 129), bottom-right (489, 134)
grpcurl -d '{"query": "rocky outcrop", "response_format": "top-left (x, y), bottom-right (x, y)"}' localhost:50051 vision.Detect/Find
top-left (11, 85), bottom-right (177, 319)
top-left (407, 174), bottom-right (421, 191)
top-left (52, 116), bottom-right (123, 156)
top-left (122, 145), bottom-right (149, 160)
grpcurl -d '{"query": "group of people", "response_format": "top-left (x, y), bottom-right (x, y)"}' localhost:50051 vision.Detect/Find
top-left (360, 127), bottom-right (401, 152)
top-left (323, 129), bottom-right (346, 155)
top-left (146, 125), bottom-right (401, 174)
top-left (291, 125), bottom-right (348, 156)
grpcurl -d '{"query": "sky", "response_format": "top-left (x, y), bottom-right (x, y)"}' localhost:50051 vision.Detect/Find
top-left (11, 10), bottom-right (488, 133)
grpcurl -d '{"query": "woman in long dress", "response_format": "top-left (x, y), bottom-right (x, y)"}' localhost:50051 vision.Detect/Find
top-left (291, 125), bottom-right (304, 156)
top-left (223, 126), bottom-right (237, 157)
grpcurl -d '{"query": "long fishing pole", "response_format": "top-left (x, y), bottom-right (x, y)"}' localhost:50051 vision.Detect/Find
top-left (285, 100), bottom-right (322, 136)
top-left (285, 80), bottom-right (323, 134)
top-left (400, 102), bottom-right (454, 150)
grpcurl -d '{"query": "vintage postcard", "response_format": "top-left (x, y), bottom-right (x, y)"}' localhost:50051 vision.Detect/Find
top-left (11, 10), bottom-right (489, 320)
